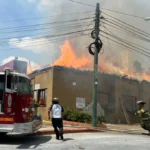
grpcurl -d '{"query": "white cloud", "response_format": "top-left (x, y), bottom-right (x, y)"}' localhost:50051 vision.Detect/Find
top-left (27, 0), bottom-right (56, 7)
top-left (39, 0), bottom-right (54, 7)
top-left (9, 37), bottom-right (53, 53)
top-left (1, 56), bottom-right (40, 73)
top-left (27, 0), bottom-right (36, 4)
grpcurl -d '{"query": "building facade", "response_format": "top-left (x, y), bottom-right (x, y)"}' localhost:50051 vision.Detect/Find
top-left (29, 66), bottom-right (150, 124)
top-left (0, 58), bottom-right (27, 74)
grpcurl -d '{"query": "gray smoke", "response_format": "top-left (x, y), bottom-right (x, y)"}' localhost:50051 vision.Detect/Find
top-left (42, 0), bottom-right (150, 72)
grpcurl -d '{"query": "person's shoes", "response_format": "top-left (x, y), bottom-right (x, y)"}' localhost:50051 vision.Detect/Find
top-left (60, 134), bottom-right (64, 140)
top-left (56, 135), bottom-right (59, 140)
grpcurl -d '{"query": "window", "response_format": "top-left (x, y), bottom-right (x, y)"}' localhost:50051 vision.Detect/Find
top-left (34, 90), bottom-right (37, 102)
top-left (37, 89), bottom-right (47, 107)
top-left (123, 96), bottom-right (137, 112)
top-left (0, 75), bottom-right (4, 90)
top-left (7, 75), bottom-right (13, 89)
top-left (18, 77), bottom-right (32, 94)
top-left (99, 93), bottom-right (109, 109)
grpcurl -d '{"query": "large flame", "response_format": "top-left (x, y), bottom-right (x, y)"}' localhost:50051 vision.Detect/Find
top-left (51, 40), bottom-right (150, 81)
top-left (52, 40), bottom-right (91, 69)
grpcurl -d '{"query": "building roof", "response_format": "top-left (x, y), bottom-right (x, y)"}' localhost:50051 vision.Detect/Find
top-left (28, 65), bottom-right (141, 83)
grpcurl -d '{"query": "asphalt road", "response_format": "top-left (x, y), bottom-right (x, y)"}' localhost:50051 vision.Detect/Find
top-left (0, 132), bottom-right (150, 150)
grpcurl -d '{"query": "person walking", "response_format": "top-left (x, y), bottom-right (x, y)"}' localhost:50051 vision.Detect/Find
top-left (48, 97), bottom-right (64, 140)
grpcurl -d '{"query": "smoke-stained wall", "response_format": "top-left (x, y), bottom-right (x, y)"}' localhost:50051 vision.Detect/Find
top-left (30, 66), bottom-right (150, 123)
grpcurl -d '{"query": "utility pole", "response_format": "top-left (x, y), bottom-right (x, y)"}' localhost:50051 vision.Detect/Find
top-left (88, 3), bottom-right (102, 127)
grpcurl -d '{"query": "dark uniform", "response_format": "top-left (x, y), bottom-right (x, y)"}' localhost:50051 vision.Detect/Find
top-left (48, 98), bottom-right (64, 140)
top-left (136, 101), bottom-right (150, 132)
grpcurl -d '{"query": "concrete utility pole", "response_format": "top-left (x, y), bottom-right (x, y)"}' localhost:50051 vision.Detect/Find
top-left (88, 3), bottom-right (102, 127)
top-left (92, 3), bottom-right (100, 127)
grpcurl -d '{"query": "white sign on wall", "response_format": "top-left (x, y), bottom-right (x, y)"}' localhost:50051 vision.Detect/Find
top-left (76, 97), bottom-right (85, 109)
top-left (35, 84), bottom-right (40, 90)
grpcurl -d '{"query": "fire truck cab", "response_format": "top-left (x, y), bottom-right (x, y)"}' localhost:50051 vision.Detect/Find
top-left (0, 68), bottom-right (42, 134)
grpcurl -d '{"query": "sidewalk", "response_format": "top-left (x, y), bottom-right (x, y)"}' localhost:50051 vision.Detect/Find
top-left (35, 125), bottom-right (101, 135)
top-left (106, 124), bottom-right (149, 134)
top-left (34, 120), bottom-right (149, 135)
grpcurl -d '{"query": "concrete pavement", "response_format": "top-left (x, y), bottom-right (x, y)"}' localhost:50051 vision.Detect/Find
top-left (1, 132), bottom-right (150, 150)
top-left (36, 122), bottom-right (149, 135)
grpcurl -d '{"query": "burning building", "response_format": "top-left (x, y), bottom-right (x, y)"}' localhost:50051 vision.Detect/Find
top-left (28, 65), bottom-right (150, 124)
top-left (27, 40), bottom-right (150, 124)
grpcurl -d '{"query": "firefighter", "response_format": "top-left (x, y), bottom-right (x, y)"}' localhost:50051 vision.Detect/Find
top-left (48, 97), bottom-right (64, 140)
top-left (136, 100), bottom-right (150, 132)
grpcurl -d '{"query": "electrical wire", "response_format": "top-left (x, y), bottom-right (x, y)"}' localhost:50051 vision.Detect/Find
top-left (67, 0), bottom-right (95, 7)
top-left (102, 20), bottom-right (113, 56)
top-left (101, 21), bottom-right (150, 43)
top-left (102, 18), bottom-right (150, 39)
top-left (100, 30), bottom-right (150, 56)
top-left (101, 12), bottom-right (150, 37)
top-left (0, 21), bottom-right (93, 42)
top-left (81, 20), bottom-right (94, 35)
top-left (0, 11), bottom-right (94, 23)
top-left (0, 28), bottom-right (93, 46)
top-left (102, 26), bottom-right (150, 53)
top-left (0, 17), bottom-right (94, 31)
top-left (0, 34), bottom-right (90, 51)
top-left (100, 33), bottom-right (150, 57)
top-left (101, 8), bottom-right (144, 19)
top-left (0, 20), bottom-right (94, 38)
top-left (102, 39), bottom-right (150, 66)
top-left (68, 0), bottom-right (145, 19)
top-left (0, 29), bottom-right (93, 50)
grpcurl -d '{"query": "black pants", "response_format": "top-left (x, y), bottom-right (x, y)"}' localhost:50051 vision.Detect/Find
top-left (52, 118), bottom-right (63, 138)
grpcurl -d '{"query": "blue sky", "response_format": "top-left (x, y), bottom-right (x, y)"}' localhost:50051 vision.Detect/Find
top-left (0, 0), bottom-right (150, 71)
top-left (0, 0), bottom-right (45, 64)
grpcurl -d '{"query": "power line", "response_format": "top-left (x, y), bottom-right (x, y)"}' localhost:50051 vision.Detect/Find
top-left (0, 20), bottom-right (94, 36)
top-left (101, 21), bottom-right (150, 43)
top-left (102, 18), bottom-right (150, 39)
top-left (0, 33), bottom-right (90, 51)
top-left (101, 8), bottom-right (144, 19)
top-left (81, 20), bottom-right (94, 35)
top-left (68, 0), bottom-right (95, 7)
top-left (0, 11), bottom-right (94, 23)
top-left (0, 17), bottom-right (94, 31)
top-left (102, 20), bottom-right (114, 57)
top-left (102, 39), bottom-right (150, 66)
top-left (101, 12), bottom-right (150, 37)
top-left (105, 27), bottom-right (150, 53)
top-left (0, 26), bottom-right (93, 45)
top-left (0, 21), bottom-right (93, 41)
top-left (100, 29), bottom-right (150, 56)
top-left (68, 0), bottom-right (145, 19)
top-left (100, 33), bottom-right (150, 57)
top-left (0, 28), bottom-right (93, 48)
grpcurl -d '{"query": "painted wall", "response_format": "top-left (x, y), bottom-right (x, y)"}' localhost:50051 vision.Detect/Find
top-left (30, 66), bottom-right (150, 124)
top-left (31, 69), bottom-right (53, 120)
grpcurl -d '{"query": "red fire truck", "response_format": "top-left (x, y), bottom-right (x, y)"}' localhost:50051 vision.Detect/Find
top-left (0, 68), bottom-right (42, 135)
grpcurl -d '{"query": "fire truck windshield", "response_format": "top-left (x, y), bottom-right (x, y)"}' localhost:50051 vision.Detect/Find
top-left (17, 76), bottom-right (32, 95)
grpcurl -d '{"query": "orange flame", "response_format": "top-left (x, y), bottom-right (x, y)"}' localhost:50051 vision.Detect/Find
top-left (51, 40), bottom-right (150, 82)
top-left (27, 66), bottom-right (33, 74)
top-left (52, 40), bottom-right (91, 69)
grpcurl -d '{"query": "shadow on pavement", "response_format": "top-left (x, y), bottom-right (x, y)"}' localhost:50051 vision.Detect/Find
top-left (62, 138), bottom-right (74, 142)
top-left (0, 134), bottom-right (52, 149)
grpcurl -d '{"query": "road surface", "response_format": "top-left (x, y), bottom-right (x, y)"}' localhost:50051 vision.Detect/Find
top-left (0, 132), bottom-right (150, 150)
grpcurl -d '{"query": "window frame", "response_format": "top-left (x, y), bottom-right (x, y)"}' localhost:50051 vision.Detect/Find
top-left (37, 89), bottom-right (47, 107)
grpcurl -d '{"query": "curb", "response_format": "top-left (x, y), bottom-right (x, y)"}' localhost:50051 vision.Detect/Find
top-left (43, 120), bottom-right (107, 128)
top-left (33, 128), bottom-right (101, 136)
